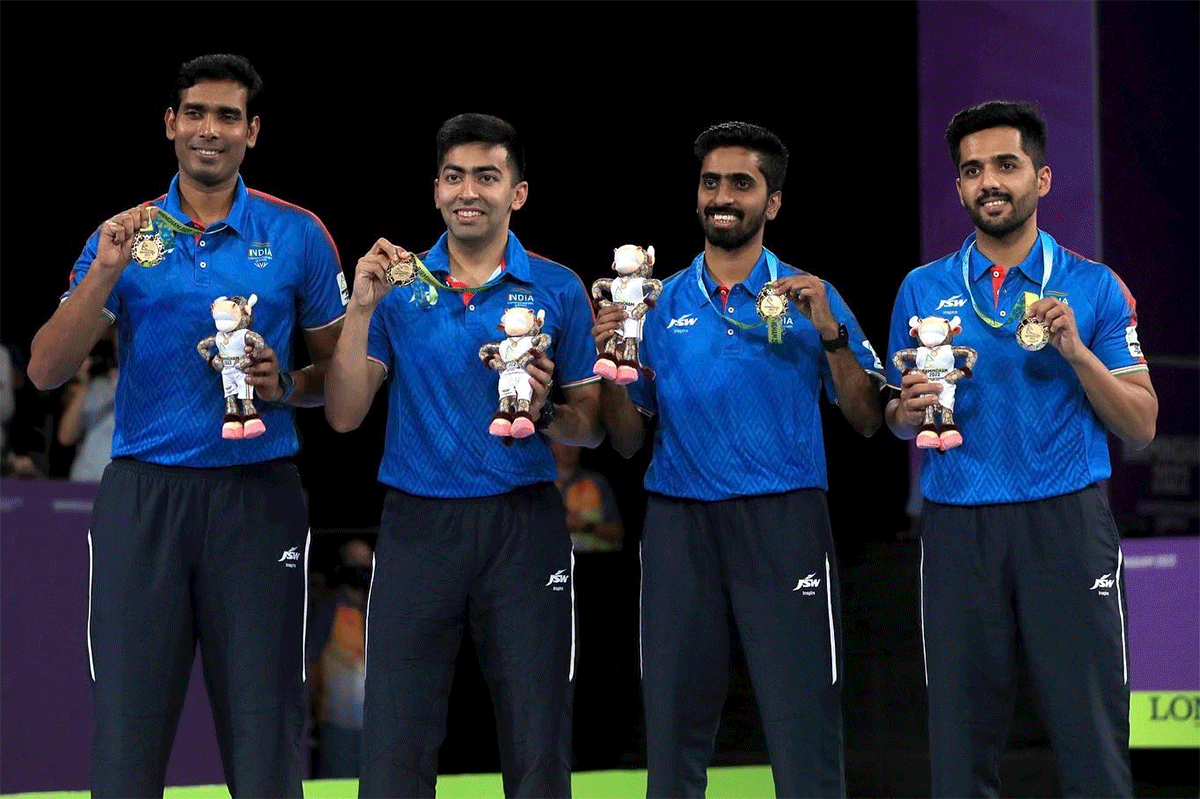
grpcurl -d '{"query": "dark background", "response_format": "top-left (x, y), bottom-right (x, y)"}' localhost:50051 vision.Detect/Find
top-left (2, 2), bottom-right (1195, 796)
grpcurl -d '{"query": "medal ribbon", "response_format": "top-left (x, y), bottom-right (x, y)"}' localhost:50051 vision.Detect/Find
top-left (409, 254), bottom-right (506, 299)
top-left (692, 248), bottom-right (783, 341)
top-left (961, 230), bottom-right (1054, 329)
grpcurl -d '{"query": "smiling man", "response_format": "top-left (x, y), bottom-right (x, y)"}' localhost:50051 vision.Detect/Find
top-left (325, 113), bottom-right (601, 798)
top-left (593, 121), bottom-right (885, 798)
top-left (28, 54), bottom-right (346, 797)
top-left (885, 100), bottom-right (1157, 798)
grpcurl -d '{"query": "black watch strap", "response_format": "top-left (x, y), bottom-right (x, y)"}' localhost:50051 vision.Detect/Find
top-left (534, 401), bottom-right (557, 430)
top-left (277, 369), bottom-right (296, 403)
top-left (822, 323), bottom-right (850, 352)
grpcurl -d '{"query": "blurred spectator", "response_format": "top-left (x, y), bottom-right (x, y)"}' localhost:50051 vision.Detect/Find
top-left (2, 342), bottom-right (54, 479)
top-left (307, 537), bottom-right (372, 777)
top-left (57, 336), bottom-right (118, 482)
top-left (0, 342), bottom-right (14, 457)
top-left (551, 440), bottom-right (624, 552)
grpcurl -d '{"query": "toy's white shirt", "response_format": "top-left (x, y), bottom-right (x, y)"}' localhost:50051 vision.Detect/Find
top-left (216, 330), bottom-right (252, 399)
top-left (613, 276), bottom-right (647, 340)
top-left (916, 345), bottom-right (957, 408)
top-left (498, 334), bottom-right (536, 400)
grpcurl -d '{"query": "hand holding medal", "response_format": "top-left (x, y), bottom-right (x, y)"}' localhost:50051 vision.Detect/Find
top-left (1024, 296), bottom-right (1083, 360)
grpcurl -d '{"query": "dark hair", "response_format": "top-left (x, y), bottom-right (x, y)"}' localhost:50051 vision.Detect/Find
top-left (435, 113), bottom-right (525, 182)
top-left (693, 121), bottom-right (789, 195)
top-left (945, 101), bottom-right (1048, 170)
top-left (172, 54), bottom-right (263, 118)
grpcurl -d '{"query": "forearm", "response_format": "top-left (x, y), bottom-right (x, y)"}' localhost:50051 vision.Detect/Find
top-left (29, 268), bottom-right (118, 390)
top-left (324, 309), bottom-right (379, 432)
top-left (599, 380), bottom-right (647, 458)
top-left (827, 351), bottom-right (883, 437)
top-left (1069, 350), bottom-right (1157, 449)
top-left (546, 384), bottom-right (603, 449)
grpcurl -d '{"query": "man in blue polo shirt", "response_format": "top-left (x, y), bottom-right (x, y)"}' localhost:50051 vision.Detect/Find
top-left (28, 54), bottom-right (347, 797)
top-left (885, 101), bottom-right (1157, 797)
top-left (325, 113), bottom-right (601, 798)
top-left (594, 121), bottom-right (884, 798)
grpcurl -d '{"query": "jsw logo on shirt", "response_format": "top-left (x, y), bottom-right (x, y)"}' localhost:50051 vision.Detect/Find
top-left (1090, 573), bottom-right (1115, 594)
top-left (545, 569), bottom-right (569, 590)
top-left (277, 547), bottom-right (301, 567)
top-left (793, 573), bottom-right (821, 595)
top-left (667, 313), bottom-right (699, 330)
top-left (935, 294), bottom-right (968, 310)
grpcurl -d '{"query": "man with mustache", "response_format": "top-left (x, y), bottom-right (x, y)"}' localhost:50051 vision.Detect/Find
top-left (326, 113), bottom-right (601, 798)
top-left (594, 121), bottom-right (885, 797)
top-left (885, 101), bottom-right (1157, 797)
top-left (27, 54), bottom-right (347, 796)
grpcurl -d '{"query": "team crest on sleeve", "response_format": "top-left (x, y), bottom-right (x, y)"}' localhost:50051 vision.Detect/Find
top-left (248, 241), bottom-right (273, 268)
top-left (1125, 325), bottom-right (1143, 359)
top-left (336, 272), bottom-right (350, 306)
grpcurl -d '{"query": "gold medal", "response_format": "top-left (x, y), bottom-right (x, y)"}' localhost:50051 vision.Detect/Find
top-left (755, 283), bottom-right (788, 344)
top-left (130, 222), bottom-right (166, 268)
top-left (386, 253), bottom-right (418, 287)
top-left (1015, 316), bottom-right (1050, 351)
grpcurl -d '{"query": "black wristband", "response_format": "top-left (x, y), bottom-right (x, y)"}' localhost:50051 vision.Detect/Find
top-left (822, 323), bottom-right (849, 352)
top-left (534, 401), bottom-right (557, 430)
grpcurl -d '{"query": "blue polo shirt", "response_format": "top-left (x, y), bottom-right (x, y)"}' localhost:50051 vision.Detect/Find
top-left (885, 231), bottom-right (1149, 505)
top-left (367, 231), bottom-right (599, 498)
top-left (628, 247), bottom-right (885, 501)
top-left (66, 174), bottom-right (347, 467)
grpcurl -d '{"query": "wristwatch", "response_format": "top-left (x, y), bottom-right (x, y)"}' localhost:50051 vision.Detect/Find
top-left (534, 401), bottom-right (557, 430)
top-left (821, 323), bottom-right (849, 352)
top-left (277, 369), bottom-right (296, 403)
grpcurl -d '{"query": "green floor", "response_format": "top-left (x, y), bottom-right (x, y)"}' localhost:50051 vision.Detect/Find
top-left (3, 765), bottom-right (774, 799)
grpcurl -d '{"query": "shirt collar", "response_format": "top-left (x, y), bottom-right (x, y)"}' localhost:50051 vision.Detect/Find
top-left (162, 173), bottom-right (250, 234)
top-left (423, 230), bottom-right (532, 285)
top-left (692, 247), bottom-right (773, 307)
top-left (964, 231), bottom-right (1046, 284)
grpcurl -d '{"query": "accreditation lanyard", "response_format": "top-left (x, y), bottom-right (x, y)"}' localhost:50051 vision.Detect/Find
top-left (961, 230), bottom-right (1053, 329)
top-left (692, 248), bottom-right (779, 331)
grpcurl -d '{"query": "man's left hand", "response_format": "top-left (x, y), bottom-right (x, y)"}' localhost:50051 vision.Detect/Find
top-left (527, 349), bottom-right (556, 422)
top-left (245, 343), bottom-right (283, 401)
top-left (772, 274), bottom-right (839, 339)
top-left (1028, 297), bottom-right (1083, 361)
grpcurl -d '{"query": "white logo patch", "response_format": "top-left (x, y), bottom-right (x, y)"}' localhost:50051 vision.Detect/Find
top-left (793, 573), bottom-right (821, 595)
top-left (545, 569), bottom-right (569, 590)
top-left (1125, 325), bottom-right (1143, 359)
top-left (248, 242), bottom-right (273, 268)
top-left (336, 272), bottom-right (350, 306)
top-left (1090, 573), bottom-right (1115, 594)
top-left (935, 294), bottom-right (968, 310)
top-left (861, 338), bottom-right (884, 371)
top-left (667, 313), bottom-right (699, 330)
top-left (278, 546), bottom-right (301, 568)
top-left (508, 292), bottom-right (535, 306)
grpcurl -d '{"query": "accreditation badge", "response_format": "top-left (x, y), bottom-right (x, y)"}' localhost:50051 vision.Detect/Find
top-left (755, 283), bottom-right (788, 344)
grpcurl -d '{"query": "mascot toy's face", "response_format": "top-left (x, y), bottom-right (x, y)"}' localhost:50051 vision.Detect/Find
top-left (613, 244), bottom-right (654, 276)
top-left (501, 307), bottom-right (537, 337)
top-left (212, 294), bottom-right (258, 333)
top-left (910, 315), bottom-right (961, 348)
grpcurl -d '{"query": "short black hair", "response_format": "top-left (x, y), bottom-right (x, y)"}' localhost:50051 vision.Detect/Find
top-left (172, 54), bottom-right (263, 118)
top-left (693, 121), bottom-right (789, 195)
top-left (435, 113), bottom-right (525, 182)
top-left (945, 100), bottom-right (1048, 170)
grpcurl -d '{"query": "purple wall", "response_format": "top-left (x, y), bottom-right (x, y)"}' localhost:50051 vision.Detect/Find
top-left (919, 0), bottom-right (1098, 263)
top-left (1, 479), bottom-right (223, 793)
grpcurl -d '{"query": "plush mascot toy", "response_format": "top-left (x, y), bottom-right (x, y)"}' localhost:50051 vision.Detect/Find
top-left (592, 244), bottom-right (662, 385)
top-left (197, 294), bottom-right (267, 440)
top-left (479, 307), bottom-right (551, 440)
top-left (892, 315), bottom-right (978, 451)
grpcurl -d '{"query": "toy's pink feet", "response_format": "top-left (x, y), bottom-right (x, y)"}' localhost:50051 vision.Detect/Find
top-left (510, 416), bottom-right (535, 438)
top-left (489, 418), bottom-right (512, 437)
top-left (614, 365), bottom-right (640, 385)
top-left (915, 429), bottom-right (940, 449)
top-left (242, 418), bottom-right (266, 438)
top-left (938, 429), bottom-right (963, 450)
top-left (593, 358), bottom-right (618, 381)
top-left (222, 421), bottom-right (245, 439)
